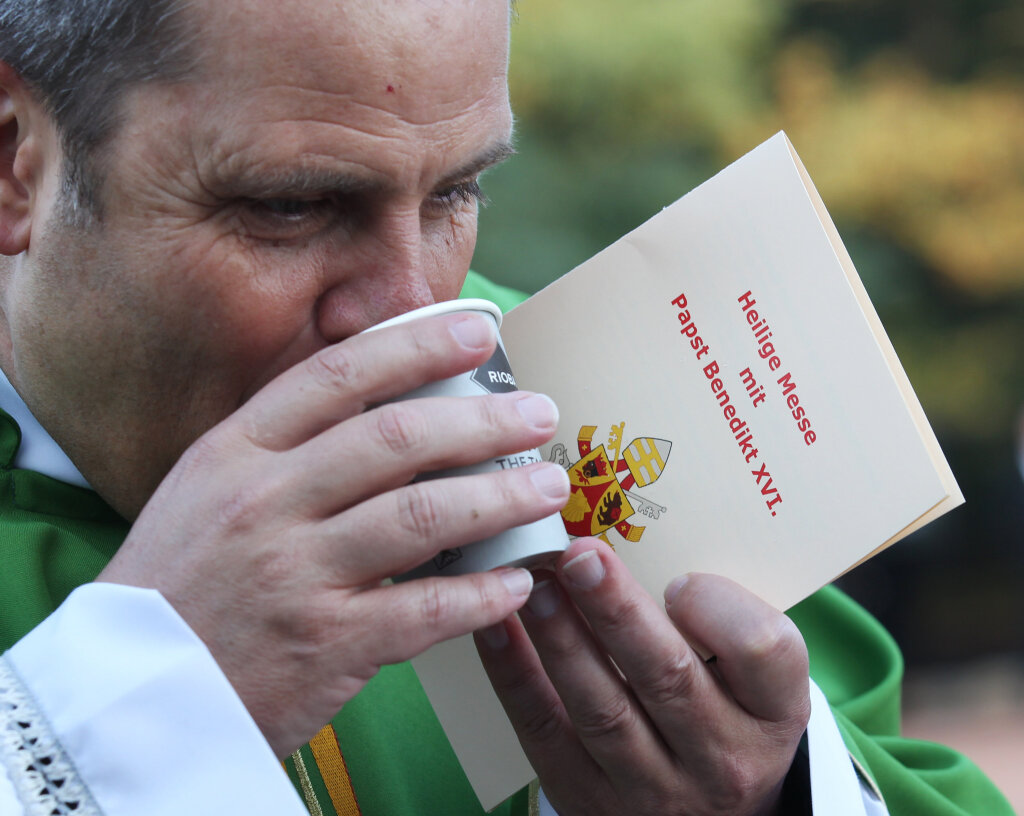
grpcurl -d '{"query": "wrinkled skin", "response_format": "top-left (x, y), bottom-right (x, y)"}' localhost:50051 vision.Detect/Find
top-left (0, 0), bottom-right (809, 810)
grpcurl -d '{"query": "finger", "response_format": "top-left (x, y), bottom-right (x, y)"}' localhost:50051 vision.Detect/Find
top-left (474, 615), bottom-right (614, 812)
top-left (311, 462), bottom-right (570, 584)
top-left (552, 540), bottom-right (726, 733)
top-left (288, 390), bottom-right (561, 517)
top-left (664, 573), bottom-right (810, 727)
top-left (235, 311), bottom-right (498, 451)
top-left (555, 543), bottom-right (804, 810)
top-left (346, 567), bottom-right (533, 668)
top-left (516, 571), bottom-right (679, 792)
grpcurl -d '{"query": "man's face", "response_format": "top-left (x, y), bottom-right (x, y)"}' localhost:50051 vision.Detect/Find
top-left (3, 0), bottom-right (513, 516)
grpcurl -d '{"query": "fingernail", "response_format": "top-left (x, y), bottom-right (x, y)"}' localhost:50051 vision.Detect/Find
top-left (478, 621), bottom-right (509, 650)
top-left (499, 567), bottom-right (533, 598)
top-left (530, 464), bottom-right (569, 500)
top-left (450, 314), bottom-right (495, 350)
top-left (516, 393), bottom-right (559, 430)
top-left (525, 579), bottom-right (560, 618)
top-left (664, 574), bottom-right (689, 607)
top-left (562, 549), bottom-right (605, 590)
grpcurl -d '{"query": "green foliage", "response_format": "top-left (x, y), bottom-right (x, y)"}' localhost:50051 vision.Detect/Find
top-left (508, 0), bottom-right (784, 144)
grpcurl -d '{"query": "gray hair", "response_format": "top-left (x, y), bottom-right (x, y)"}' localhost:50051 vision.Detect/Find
top-left (0, 0), bottom-right (198, 221)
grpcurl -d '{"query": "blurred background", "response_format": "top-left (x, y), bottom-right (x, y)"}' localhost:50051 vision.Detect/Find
top-left (472, 0), bottom-right (1024, 807)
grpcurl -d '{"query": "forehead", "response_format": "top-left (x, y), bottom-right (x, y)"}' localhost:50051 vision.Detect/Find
top-left (205, 1), bottom-right (507, 133)
top-left (203, 1), bottom-right (507, 103)
top-left (117, 0), bottom-right (513, 196)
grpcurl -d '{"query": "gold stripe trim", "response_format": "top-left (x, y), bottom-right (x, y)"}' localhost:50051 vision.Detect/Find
top-left (528, 778), bottom-right (541, 816)
top-left (309, 724), bottom-right (363, 816)
top-left (850, 752), bottom-right (888, 808)
top-left (290, 748), bottom-right (325, 816)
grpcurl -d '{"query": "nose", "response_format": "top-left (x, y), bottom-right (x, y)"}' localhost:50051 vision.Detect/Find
top-left (315, 206), bottom-right (437, 341)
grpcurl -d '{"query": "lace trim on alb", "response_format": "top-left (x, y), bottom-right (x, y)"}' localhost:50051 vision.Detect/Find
top-left (0, 654), bottom-right (102, 815)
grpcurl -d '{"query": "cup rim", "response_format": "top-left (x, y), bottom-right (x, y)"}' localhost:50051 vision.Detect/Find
top-left (362, 298), bottom-right (502, 334)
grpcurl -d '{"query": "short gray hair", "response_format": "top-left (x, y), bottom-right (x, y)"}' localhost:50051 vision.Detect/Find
top-left (0, 0), bottom-right (197, 220)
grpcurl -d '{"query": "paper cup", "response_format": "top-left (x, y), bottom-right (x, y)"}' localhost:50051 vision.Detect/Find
top-left (365, 298), bottom-right (569, 579)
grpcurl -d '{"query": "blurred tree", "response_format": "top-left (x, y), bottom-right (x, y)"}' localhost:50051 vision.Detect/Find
top-left (742, 41), bottom-right (1024, 295)
top-left (784, 0), bottom-right (1024, 80)
top-left (507, 0), bottom-right (783, 146)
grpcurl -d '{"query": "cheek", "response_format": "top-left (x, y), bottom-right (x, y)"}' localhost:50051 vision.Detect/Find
top-left (423, 205), bottom-right (479, 301)
top-left (122, 225), bottom-right (328, 384)
top-left (160, 226), bottom-right (311, 322)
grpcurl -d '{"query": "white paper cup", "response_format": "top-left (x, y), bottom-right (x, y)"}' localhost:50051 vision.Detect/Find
top-left (365, 298), bottom-right (569, 579)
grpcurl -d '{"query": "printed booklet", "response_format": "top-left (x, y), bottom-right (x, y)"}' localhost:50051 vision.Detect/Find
top-left (411, 132), bottom-right (963, 809)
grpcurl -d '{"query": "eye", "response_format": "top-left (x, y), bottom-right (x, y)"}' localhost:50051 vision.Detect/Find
top-left (423, 179), bottom-right (487, 218)
top-left (254, 197), bottom-right (336, 221)
top-left (260, 198), bottom-right (323, 218)
top-left (238, 196), bottom-right (339, 241)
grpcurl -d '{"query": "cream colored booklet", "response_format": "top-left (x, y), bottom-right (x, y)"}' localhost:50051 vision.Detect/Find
top-left (411, 131), bottom-right (963, 810)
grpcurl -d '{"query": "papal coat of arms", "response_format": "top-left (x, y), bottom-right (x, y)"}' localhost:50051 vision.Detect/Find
top-left (549, 422), bottom-right (672, 546)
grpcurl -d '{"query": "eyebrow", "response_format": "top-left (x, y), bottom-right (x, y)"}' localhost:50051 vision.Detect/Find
top-left (217, 140), bottom-right (516, 200)
top-left (435, 141), bottom-right (516, 188)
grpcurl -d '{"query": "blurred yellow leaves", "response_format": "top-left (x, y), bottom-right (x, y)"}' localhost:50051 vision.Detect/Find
top-left (508, 2), bottom-right (1024, 296)
top-left (753, 42), bottom-right (1024, 295)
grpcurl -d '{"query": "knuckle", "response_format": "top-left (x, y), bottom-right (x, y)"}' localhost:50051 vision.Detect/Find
top-left (475, 394), bottom-right (508, 432)
top-left (373, 402), bottom-right (427, 456)
top-left (417, 580), bottom-right (453, 630)
top-left (593, 593), bottom-right (645, 639)
top-left (309, 345), bottom-right (363, 392)
top-left (702, 754), bottom-right (762, 815)
top-left (271, 593), bottom-right (332, 645)
top-left (180, 429), bottom-right (222, 468)
top-left (489, 652), bottom-right (545, 697)
top-left (234, 408), bottom-right (270, 449)
top-left (742, 615), bottom-right (808, 672)
top-left (552, 629), bottom-right (596, 665)
top-left (472, 572), bottom-right (507, 613)
top-left (215, 472), bottom-right (284, 532)
top-left (405, 322), bottom-right (435, 360)
top-left (571, 692), bottom-right (637, 742)
top-left (173, 427), bottom-right (233, 482)
top-left (396, 485), bottom-right (448, 542)
top-left (634, 649), bottom-right (701, 708)
top-left (494, 472), bottom-right (529, 514)
top-left (513, 696), bottom-right (566, 746)
top-left (762, 692), bottom-right (812, 742)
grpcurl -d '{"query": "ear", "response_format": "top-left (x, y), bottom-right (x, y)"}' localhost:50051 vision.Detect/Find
top-left (0, 63), bottom-right (53, 256)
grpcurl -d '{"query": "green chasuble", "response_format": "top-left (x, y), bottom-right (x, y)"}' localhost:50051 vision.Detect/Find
top-left (0, 270), bottom-right (1013, 815)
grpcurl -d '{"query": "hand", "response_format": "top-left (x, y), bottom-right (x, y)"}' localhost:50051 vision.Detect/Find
top-left (475, 538), bottom-right (810, 816)
top-left (97, 312), bottom-right (570, 756)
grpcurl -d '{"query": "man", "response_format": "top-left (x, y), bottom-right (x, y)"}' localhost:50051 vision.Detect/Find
top-left (0, 1), bottom-right (1012, 814)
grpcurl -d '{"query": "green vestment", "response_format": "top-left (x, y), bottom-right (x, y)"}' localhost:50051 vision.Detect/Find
top-left (0, 271), bottom-right (1012, 815)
